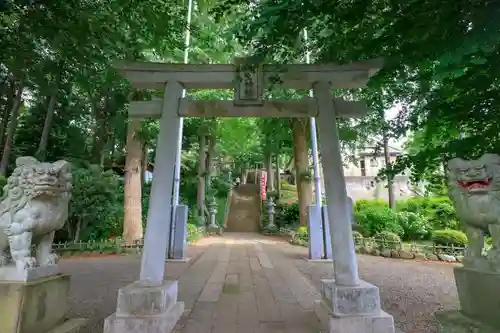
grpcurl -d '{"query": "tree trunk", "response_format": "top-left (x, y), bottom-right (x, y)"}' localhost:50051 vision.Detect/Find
top-left (0, 81), bottom-right (24, 176)
top-left (122, 118), bottom-right (144, 244)
top-left (0, 81), bottom-right (14, 150)
top-left (75, 219), bottom-right (82, 242)
top-left (383, 131), bottom-right (396, 210)
top-left (291, 119), bottom-right (313, 226)
top-left (284, 155), bottom-right (294, 171)
top-left (36, 90), bottom-right (58, 160)
top-left (197, 135), bottom-right (207, 217)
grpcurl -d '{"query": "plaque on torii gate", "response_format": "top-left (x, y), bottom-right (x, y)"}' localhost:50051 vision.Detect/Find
top-left (233, 57), bottom-right (264, 107)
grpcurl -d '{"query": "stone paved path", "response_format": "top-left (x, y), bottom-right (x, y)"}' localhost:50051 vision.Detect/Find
top-left (173, 233), bottom-right (322, 333)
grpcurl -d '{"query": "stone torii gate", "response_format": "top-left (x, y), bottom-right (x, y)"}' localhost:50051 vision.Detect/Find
top-left (103, 58), bottom-right (396, 333)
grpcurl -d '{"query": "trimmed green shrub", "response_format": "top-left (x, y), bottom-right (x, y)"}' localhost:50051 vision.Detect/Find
top-left (354, 205), bottom-right (403, 237)
top-left (397, 197), bottom-right (458, 230)
top-left (354, 199), bottom-right (388, 212)
top-left (374, 231), bottom-right (402, 250)
top-left (432, 229), bottom-right (468, 246)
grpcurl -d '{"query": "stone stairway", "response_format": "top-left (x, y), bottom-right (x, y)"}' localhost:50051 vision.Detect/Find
top-left (225, 184), bottom-right (261, 232)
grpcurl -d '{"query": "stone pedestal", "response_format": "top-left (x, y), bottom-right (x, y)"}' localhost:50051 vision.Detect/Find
top-left (0, 265), bottom-right (60, 282)
top-left (207, 225), bottom-right (223, 235)
top-left (436, 267), bottom-right (500, 332)
top-left (170, 204), bottom-right (188, 260)
top-left (104, 280), bottom-right (184, 333)
top-left (314, 279), bottom-right (395, 333)
top-left (0, 274), bottom-right (87, 333)
top-left (307, 205), bottom-right (331, 260)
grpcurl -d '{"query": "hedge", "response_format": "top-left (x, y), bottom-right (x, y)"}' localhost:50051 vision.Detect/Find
top-left (431, 229), bottom-right (468, 247)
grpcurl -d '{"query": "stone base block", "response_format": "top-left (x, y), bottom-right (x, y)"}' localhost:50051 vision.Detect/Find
top-left (454, 266), bottom-right (500, 329)
top-left (305, 258), bottom-right (334, 263)
top-left (0, 264), bottom-right (60, 281)
top-left (165, 257), bottom-right (192, 263)
top-left (207, 226), bottom-right (223, 235)
top-left (315, 279), bottom-right (395, 333)
top-left (116, 280), bottom-right (178, 316)
top-left (320, 279), bottom-right (381, 316)
top-left (0, 274), bottom-right (85, 333)
top-left (104, 279), bottom-right (184, 333)
top-left (314, 300), bottom-right (395, 333)
top-left (104, 302), bottom-right (184, 333)
top-left (436, 310), bottom-right (498, 333)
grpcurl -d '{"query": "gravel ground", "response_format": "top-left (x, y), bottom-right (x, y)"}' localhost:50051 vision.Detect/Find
top-left (280, 244), bottom-right (460, 333)
top-left (60, 247), bottom-right (204, 333)
top-left (59, 239), bottom-right (459, 333)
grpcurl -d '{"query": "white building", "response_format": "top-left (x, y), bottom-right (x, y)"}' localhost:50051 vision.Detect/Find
top-left (319, 140), bottom-right (421, 201)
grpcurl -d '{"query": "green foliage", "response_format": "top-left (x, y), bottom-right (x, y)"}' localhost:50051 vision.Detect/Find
top-left (186, 223), bottom-right (204, 243)
top-left (280, 180), bottom-right (296, 192)
top-left (0, 175), bottom-right (6, 197)
top-left (432, 229), bottom-right (468, 247)
top-left (276, 202), bottom-right (300, 228)
top-left (187, 206), bottom-right (203, 226)
top-left (352, 230), bottom-right (363, 246)
top-left (218, 0), bottom-right (500, 184)
top-left (395, 212), bottom-right (430, 241)
top-left (267, 190), bottom-right (278, 199)
top-left (397, 197), bottom-right (458, 230)
top-left (211, 175), bottom-right (232, 198)
top-left (296, 225), bottom-right (308, 239)
top-left (141, 182), bottom-right (152, 227)
top-left (64, 164), bottom-right (123, 241)
top-left (354, 199), bottom-right (388, 212)
top-left (374, 231), bottom-right (402, 250)
top-left (353, 197), bottom-right (460, 241)
top-left (354, 205), bottom-right (403, 237)
top-left (290, 225), bottom-right (309, 246)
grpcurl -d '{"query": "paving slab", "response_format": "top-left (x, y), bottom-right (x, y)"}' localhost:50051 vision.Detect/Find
top-left (172, 233), bottom-right (322, 333)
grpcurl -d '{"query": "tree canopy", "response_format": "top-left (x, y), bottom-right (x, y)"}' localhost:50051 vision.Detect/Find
top-left (214, 0), bottom-right (500, 179)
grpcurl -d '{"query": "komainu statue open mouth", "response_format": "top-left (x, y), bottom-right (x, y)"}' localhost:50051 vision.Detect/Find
top-left (447, 153), bottom-right (500, 272)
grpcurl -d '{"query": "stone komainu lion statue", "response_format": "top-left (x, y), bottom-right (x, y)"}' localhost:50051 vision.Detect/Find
top-left (447, 153), bottom-right (500, 271)
top-left (0, 156), bottom-right (71, 272)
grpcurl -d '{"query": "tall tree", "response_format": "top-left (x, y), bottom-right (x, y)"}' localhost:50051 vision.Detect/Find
top-left (291, 119), bottom-right (312, 226)
top-left (123, 118), bottom-right (143, 244)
